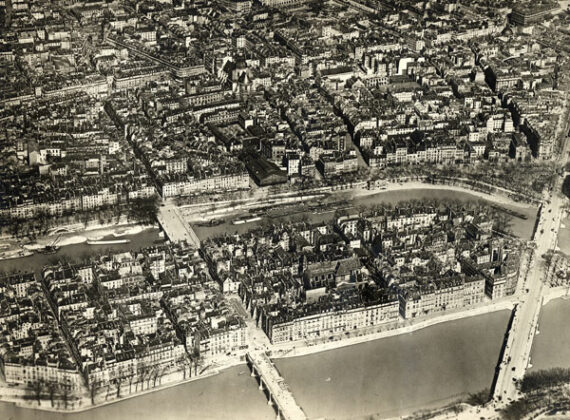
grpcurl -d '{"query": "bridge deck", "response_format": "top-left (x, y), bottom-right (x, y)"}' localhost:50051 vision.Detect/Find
top-left (156, 204), bottom-right (200, 247)
top-left (492, 181), bottom-right (566, 405)
top-left (248, 352), bottom-right (307, 420)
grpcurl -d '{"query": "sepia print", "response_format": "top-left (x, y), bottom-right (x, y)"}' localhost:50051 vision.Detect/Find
top-left (1, 0), bottom-right (570, 419)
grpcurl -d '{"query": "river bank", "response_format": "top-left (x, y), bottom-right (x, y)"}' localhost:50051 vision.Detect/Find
top-left (191, 185), bottom-right (538, 242)
top-left (0, 217), bottom-right (159, 261)
top-left (542, 285), bottom-right (570, 306)
top-left (0, 356), bottom-right (244, 415)
top-left (274, 309), bottom-right (512, 419)
top-left (273, 297), bottom-right (516, 360)
top-left (190, 179), bottom-right (534, 221)
top-left (530, 296), bottom-right (570, 372)
top-left (21, 223), bottom-right (155, 251)
top-left (354, 180), bottom-right (536, 209)
top-left (0, 227), bottom-right (163, 277)
top-left (0, 364), bottom-right (274, 420)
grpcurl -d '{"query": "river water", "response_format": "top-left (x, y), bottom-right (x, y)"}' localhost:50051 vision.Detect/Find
top-left (274, 310), bottom-right (511, 419)
top-left (0, 311), bottom-right (511, 420)
top-left (0, 366), bottom-right (274, 420)
top-left (0, 187), bottom-right (537, 419)
top-left (0, 228), bottom-right (163, 278)
top-left (192, 188), bottom-right (537, 242)
top-left (0, 228), bottom-right (276, 420)
top-left (530, 297), bottom-right (570, 371)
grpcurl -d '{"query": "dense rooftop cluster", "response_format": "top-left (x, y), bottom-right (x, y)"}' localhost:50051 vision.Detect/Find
top-left (202, 202), bottom-right (521, 343)
top-left (0, 92), bottom-right (155, 221)
top-left (0, 273), bottom-right (78, 388)
top-left (0, 243), bottom-right (247, 401)
top-left (1, 0), bottom-right (569, 223)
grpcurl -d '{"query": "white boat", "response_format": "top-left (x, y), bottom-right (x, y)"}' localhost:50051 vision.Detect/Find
top-left (233, 219), bottom-right (246, 225)
top-left (87, 239), bottom-right (131, 245)
top-left (245, 216), bottom-right (262, 223)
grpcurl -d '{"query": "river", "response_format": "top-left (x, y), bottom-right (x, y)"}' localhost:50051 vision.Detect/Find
top-left (274, 310), bottom-right (511, 419)
top-left (530, 297), bottom-right (570, 371)
top-left (0, 187), bottom-right (534, 419)
top-left (0, 311), bottom-right (512, 420)
top-left (192, 188), bottom-right (537, 242)
top-left (0, 228), bottom-right (275, 420)
top-left (0, 228), bottom-right (163, 278)
top-left (0, 366), bottom-right (274, 420)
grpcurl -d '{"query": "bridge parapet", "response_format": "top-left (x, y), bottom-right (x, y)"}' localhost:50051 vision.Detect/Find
top-left (246, 352), bottom-right (307, 420)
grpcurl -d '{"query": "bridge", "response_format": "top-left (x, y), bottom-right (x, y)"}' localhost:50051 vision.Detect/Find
top-left (156, 204), bottom-right (201, 247)
top-left (491, 89), bottom-right (570, 405)
top-left (491, 174), bottom-right (567, 405)
top-left (491, 284), bottom-right (544, 405)
top-left (246, 352), bottom-right (307, 420)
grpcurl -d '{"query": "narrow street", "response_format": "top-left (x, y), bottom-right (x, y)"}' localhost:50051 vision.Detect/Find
top-left (229, 296), bottom-right (271, 351)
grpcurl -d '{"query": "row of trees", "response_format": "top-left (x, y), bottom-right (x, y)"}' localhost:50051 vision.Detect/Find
top-left (24, 351), bottom-right (205, 408)
top-left (501, 368), bottom-right (570, 419)
top-left (89, 364), bottom-right (168, 405)
top-left (3, 195), bottom-right (160, 241)
top-left (86, 351), bottom-right (203, 406)
top-left (501, 387), bottom-right (570, 420)
top-left (520, 367), bottom-right (570, 394)
top-left (374, 160), bottom-right (555, 200)
top-left (27, 380), bottom-right (74, 408)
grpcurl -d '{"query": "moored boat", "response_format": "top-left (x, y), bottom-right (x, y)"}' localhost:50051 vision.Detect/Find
top-left (37, 245), bottom-right (60, 254)
top-left (87, 239), bottom-right (131, 245)
top-left (196, 219), bottom-right (225, 227)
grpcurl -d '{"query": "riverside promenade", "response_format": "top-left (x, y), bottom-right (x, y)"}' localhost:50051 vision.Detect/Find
top-left (246, 351), bottom-right (307, 420)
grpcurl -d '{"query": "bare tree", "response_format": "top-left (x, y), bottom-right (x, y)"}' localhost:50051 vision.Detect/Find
top-left (177, 354), bottom-right (191, 380)
top-left (47, 382), bottom-right (57, 407)
top-left (89, 379), bottom-right (100, 405)
top-left (192, 350), bottom-right (203, 377)
top-left (105, 382), bottom-right (112, 401)
top-left (61, 385), bottom-right (71, 409)
top-left (127, 365), bottom-right (136, 394)
top-left (146, 366), bottom-right (154, 389)
top-left (152, 366), bottom-right (161, 388)
top-left (177, 355), bottom-right (186, 380)
top-left (115, 377), bottom-right (123, 398)
top-left (32, 380), bottom-right (44, 406)
top-left (115, 366), bottom-right (124, 398)
top-left (159, 365), bottom-right (170, 386)
top-left (136, 362), bottom-right (147, 391)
